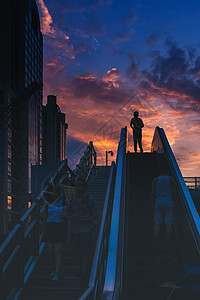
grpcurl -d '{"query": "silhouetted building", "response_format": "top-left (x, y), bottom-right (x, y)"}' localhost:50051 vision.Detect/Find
top-left (42, 95), bottom-right (68, 164)
top-left (0, 0), bottom-right (43, 233)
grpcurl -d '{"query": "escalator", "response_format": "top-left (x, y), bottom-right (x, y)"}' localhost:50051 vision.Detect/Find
top-left (101, 126), bottom-right (200, 300)
top-left (123, 152), bottom-right (179, 299)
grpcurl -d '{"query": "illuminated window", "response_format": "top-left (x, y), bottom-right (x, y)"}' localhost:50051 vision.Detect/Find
top-left (8, 195), bottom-right (12, 210)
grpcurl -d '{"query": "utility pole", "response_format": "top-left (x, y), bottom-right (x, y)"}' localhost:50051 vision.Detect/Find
top-left (106, 150), bottom-right (114, 166)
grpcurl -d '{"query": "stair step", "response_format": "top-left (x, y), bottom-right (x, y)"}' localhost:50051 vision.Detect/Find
top-left (33, 266), bottom-right (80, 276)
top-left (27, 275), bottom-right (85, 288)
top-left (21, 286), bottom-right (86, 300)
top-left (20, 167), bottom-right (110, 299)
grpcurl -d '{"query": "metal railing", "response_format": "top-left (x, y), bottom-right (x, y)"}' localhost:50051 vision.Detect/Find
top-left (101, 127), bottom-right (127, 300)
top-left (0, 160), bottom-right (75, 300)
top-left (152, 126), bottom-right (200, 262)
top-left (78, 161), bottom-right (116, 300)
top-left (184, 177), bottom-right (200, 190)
top-left (0, 201), bottom-right (43, 300)
top-left (74, 141), bottom-right (97, 182)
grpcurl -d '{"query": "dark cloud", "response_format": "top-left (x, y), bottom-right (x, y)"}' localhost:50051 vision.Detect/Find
top-left (112, 29), bottom-right (135, 43)
top-left (189, 56), bottom-right (200, 76)
top-left (67, 135), bottom-right (88, 169)
top-left (68, 74), bottom-right (130, 104)
top-left (143, 42), bottom-right (200, 105)
top-left (126, 54), bottom-right (139, 79)
top-left (146, 33), bottom-right (160, 47)
top-left (187, 47), bottom-right (197, 61)
top-left (148, 50), bottom-right (161, 57)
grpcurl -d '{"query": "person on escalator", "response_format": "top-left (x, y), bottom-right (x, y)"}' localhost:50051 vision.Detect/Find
top-left (68, 178), bottom-right (97, 283)
top-left (130, 111), bottom-right (144, 153)
top-left (151, 167), bottom-right (177, 245)
top-left (42, 197), bottom-right (69, 282)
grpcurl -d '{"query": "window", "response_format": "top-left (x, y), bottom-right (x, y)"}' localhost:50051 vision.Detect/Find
top-left (8, 179), bottom-right (11, 193)
top-left (8, 162), bottom-right (11, 176)
top-left (8, 128), bottom-right (12, 142)
top-left (8, 144), bottom-right (11, 159)
top-left (8, 196), bottom-right (12, 210)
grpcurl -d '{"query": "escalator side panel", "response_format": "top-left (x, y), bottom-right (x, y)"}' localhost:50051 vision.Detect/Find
top-left (123, 153), bottom-right (163, 299)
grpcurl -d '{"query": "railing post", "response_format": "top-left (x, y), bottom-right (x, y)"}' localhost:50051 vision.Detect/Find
top-left (18, 222), bottom-right (24, 288)
top-left (195, 177), bottom-right (197, 190)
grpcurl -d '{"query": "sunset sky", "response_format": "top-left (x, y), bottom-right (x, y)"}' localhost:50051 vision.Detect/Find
top-left (36, 0), bottom-right (200, 176)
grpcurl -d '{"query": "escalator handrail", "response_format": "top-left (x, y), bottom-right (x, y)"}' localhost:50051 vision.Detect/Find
top-left (101, 127), bottom-right (127, 299)
top-left (78, 162), bottom-right (116, 300)
top-left (157, 126), bottom-right (200, 251)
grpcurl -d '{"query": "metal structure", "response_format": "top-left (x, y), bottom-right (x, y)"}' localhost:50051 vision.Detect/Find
top-left (78, 162), bottom-right (116, 300)
top-left (106, 151), bottom-right (114, 166)
top-left (0, 160), bottom-right (74, 299)
top-left (74, 141), bottom-right (97, 182)
top-left (78, 127), bottom-right (127, 300)
top-left (78, 126), bottom-right (200, 300)
top-left (184, 177), bottom-right (200, 190)
top-left (101, 127), bottom-right (127, 300)
top-left (3, 81), bottom-right (43, 128)
top-left (1, 126), bottom-right (200, 299)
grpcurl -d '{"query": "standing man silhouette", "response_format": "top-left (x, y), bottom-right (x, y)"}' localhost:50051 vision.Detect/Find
top-left (130, 111), bottom-right (144, 153)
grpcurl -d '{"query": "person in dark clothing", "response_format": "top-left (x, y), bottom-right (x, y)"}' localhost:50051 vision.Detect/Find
top-left (151, 168), bottom-right (177, 244)
top-left (42, 198), bottom-right (68, 281)
top-left (135, 255), bottom-right (187, 300)
top-left (68, 179), bottom-right (97, 282)
top-left (130, 111), bottom-right (144, 153)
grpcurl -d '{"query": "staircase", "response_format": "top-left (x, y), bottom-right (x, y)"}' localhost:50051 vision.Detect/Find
top-left (124, 153), bottom-right (179, 299)
top-left (20, 166), bottom-right (111, 300)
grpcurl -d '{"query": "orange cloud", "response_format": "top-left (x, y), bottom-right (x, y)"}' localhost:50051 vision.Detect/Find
top-left (37, 0), bottom-right (69, 40)
top-left (102, 68), bottom-right (120, 88)
top-left (78, 73), bottom-right (96, 80)
top-left (42, 64), bottom-right (200, 176)
top-left (37, 0), bottom-right (75, 59)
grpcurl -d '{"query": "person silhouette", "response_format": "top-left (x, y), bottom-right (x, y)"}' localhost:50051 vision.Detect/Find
top-left (151, 168), bottom-right (177, 245)
top-left (130, 111), bottom-right (144, 153)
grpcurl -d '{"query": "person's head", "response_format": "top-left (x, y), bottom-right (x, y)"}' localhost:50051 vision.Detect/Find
top-left (159, 165), bottom-right (168, 176)
top-left (134, 111), bottom-right (139, 118)
top-left (152, 255), bottom-right (181, 285)
top-left (75, 178), bottom-right (87, 197)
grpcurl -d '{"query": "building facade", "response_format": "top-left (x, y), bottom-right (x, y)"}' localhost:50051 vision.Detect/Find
top-left (43, 95), bottom-right (68, 164)
top-left (0, 0), bottom-right (43, 234)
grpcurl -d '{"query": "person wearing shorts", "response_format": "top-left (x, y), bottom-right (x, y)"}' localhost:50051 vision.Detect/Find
top-left (151, 168), bottom-right (177, 244)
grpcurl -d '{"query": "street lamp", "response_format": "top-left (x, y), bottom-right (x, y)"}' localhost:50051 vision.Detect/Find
top-left (106, 150), bottom-right (114, 166)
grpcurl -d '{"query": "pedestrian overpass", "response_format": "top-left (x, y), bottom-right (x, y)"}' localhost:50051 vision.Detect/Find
top-left (1, 127), bottom-right (200, 300)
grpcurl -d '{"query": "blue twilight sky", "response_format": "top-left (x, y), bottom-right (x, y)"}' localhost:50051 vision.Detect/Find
top-left (36, 0), bottom-right (200, 175)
